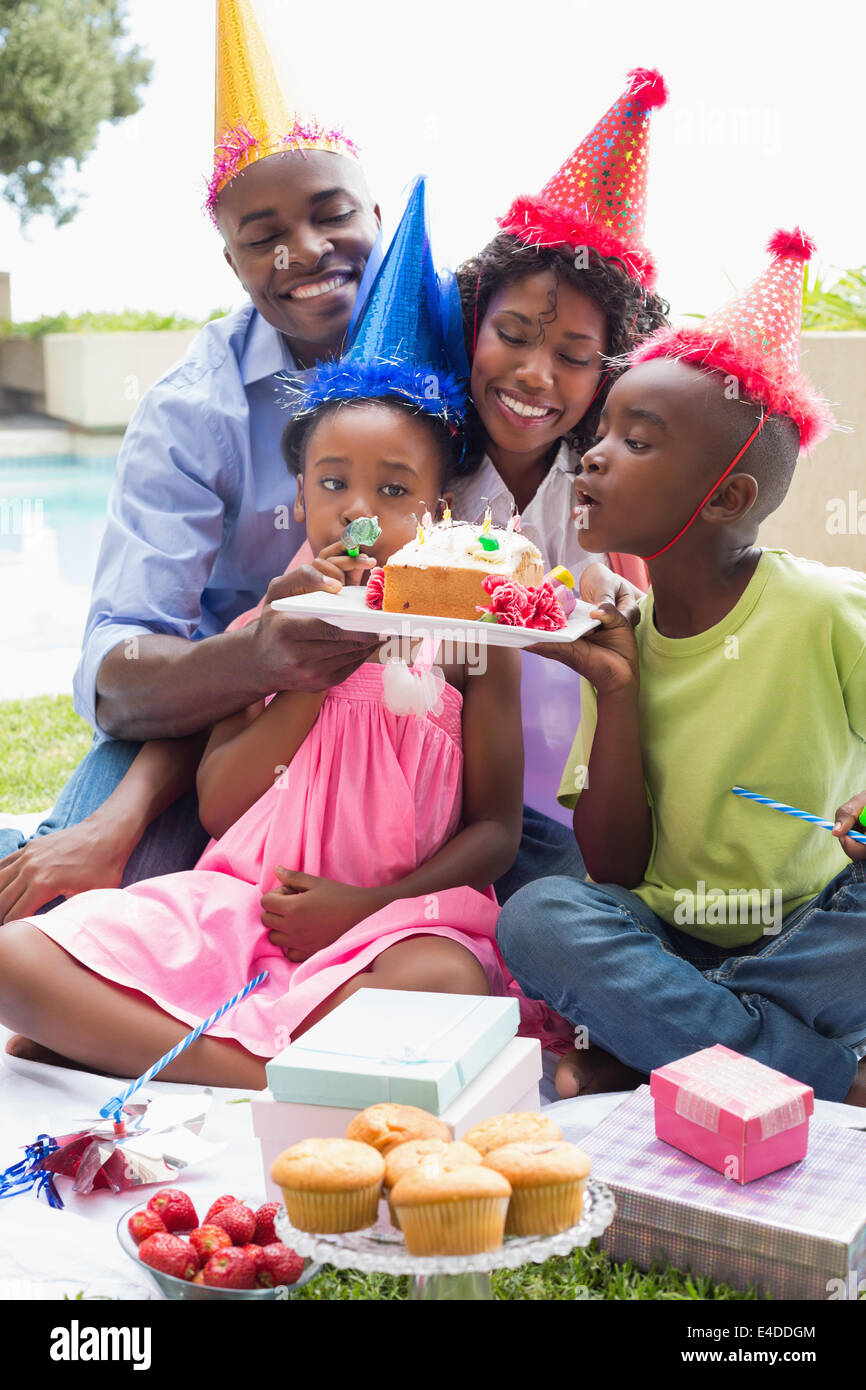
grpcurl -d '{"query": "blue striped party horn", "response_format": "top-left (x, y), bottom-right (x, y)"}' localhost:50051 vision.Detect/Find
top-left (732, 787), bottom-right (866, 845)
top-left (99, 970), bottom-right (269, 1120)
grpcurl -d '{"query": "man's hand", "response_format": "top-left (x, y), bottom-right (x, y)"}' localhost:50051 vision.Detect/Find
top-left (832, 793), bottom-right (866, 862)
top-left (577, 561), bottom-right (643, 629)
top-left (261, 867), bottom-right (382, 961)
top-left (0, 814), bottom-right (138, 923)
top-left (250, 568), bottom-right (382, 695)
top-left (525, 601), bottom-right (640, 696)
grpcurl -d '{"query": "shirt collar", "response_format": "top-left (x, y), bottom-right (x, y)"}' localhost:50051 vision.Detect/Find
top-left (241, 307), bottom-right (296, 386)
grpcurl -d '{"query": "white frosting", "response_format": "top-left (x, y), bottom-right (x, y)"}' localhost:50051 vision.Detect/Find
top-left (386, 520), bottom-right (542, 572)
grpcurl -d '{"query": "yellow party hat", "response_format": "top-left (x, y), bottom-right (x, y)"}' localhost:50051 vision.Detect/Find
top-left (206, 0), bottom-right (359, 220)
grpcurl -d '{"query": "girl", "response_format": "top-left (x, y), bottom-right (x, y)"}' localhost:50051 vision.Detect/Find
top-left (0, 388), bottom-right (570, 1085)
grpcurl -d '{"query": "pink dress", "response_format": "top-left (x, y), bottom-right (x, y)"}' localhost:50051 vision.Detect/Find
top-left (27, 660), bottom-right (568, 1056)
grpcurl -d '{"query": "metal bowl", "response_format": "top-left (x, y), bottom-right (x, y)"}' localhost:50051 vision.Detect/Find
top-left (117, 1202), bottom-right (321, 1301)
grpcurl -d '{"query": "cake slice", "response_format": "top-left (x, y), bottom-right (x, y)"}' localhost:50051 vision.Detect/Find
top-left (382, 521), bottom-right (544, 621)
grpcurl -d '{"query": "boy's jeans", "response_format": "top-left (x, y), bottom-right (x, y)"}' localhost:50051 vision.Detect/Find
top-left (496, 863), bottom-right (866, 1101)
top-left (0, 736), bottom-right (210, 912)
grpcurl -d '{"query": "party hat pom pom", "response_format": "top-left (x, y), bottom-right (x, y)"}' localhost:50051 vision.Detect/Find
top-left (766, 227), bottom-right (817, 262)
top-left (626, 67), bottom-right (669, 109)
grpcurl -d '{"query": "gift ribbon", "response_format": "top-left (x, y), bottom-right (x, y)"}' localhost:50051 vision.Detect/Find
top-left (0, 1135), bottom-right (63, 1208)
top-left (670, 1050), bottom-right (808, 1140)
top-left (284, 996), bottom-right (484, 1079)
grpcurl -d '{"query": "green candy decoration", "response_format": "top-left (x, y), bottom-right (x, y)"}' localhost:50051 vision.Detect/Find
top-left (479, 535), bottom-right (500, 552)
top-left (341, 515), bottom-right (381, 557)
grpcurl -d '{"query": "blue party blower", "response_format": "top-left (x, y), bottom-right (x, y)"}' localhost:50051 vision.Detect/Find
top-left (266, 990), bottom-right (519, 1114)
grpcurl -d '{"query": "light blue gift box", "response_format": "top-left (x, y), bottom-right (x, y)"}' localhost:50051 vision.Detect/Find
top-left (266, 989), bottom-right (520, 1113)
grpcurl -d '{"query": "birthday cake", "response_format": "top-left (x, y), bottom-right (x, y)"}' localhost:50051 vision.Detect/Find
top-left (374, 519), bottom-right (545, 622)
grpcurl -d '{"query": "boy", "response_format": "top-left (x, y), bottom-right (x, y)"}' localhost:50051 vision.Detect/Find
top-left (497, 229), bottom-right (866, 1104)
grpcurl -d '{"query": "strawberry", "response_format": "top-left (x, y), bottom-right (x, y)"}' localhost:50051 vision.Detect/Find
top-left (189, 1225), bottom-right (233, 1261)
top-left (210, 1201), bottom-right (256, 1245)
top-left (139, 1233), bottom-right (199, 1282)
top-left (203, 1193), bottom-right (239, 1225)
top-left (241, 1243), bottom-right (266, 1273)
top-left (256, 1243), bottom-right (305, 1288)
top-left (252, 1201), bottom-right (280, 1246)
top-left (202, 1247), bottom-right (256, 1290)
top-left (146, 1188), bottom-right (198, 1233)
top-left (128, 1209), bottom-right (166, 1245)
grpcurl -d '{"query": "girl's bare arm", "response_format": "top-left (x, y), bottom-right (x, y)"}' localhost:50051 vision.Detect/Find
top-left (195, 689), bottom-right (328, 839)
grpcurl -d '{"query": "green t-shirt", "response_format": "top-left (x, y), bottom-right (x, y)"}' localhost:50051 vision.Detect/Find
top-left (557, 550), bottom-right (866, 946)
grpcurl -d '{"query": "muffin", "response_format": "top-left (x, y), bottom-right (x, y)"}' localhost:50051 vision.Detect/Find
top-left (384, 1139), bottom-right (482, 1191)
top-left (462, 1111), bottom-right (562, 1156)
top-left (271, 1138), bottom-right (385, 1233)
top-left (390, 1161), bottom-right (512, 1255)
top-left (345, 1103), bottom-right (451, 1155)
top-left (384, 1139), bottom-right (482, 1229)
top-left (483, 1141), bottom-right (592, 1236)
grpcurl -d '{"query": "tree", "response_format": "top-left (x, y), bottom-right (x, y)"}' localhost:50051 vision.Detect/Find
top-left (0, 0), bottom-right (152, 226)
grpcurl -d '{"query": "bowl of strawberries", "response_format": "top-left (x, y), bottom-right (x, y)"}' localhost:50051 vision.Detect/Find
top-left (118, 1189), bottom-right (321, 1300)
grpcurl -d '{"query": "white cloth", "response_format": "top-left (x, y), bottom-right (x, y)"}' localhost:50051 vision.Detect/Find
top-left (449, 442), bottom-right (607, 576)
top-left (0, 1028), bottom-right (267, 1299)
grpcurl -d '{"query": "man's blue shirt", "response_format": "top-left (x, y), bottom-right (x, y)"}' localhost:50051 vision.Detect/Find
top-left (74, 303), bottom-right (308, 736)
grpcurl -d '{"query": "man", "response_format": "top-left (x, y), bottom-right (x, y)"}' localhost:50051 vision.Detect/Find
top-left (0, 0), bottom-right (384, 919)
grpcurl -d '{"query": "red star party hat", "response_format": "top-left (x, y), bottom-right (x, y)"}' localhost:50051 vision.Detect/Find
top-left (498, 67), bottom-right (668, 289)
top-left (629, 228), bottom-right (835, 451)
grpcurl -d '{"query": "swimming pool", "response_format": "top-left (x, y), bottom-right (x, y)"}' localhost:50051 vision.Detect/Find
top-left (0, 456), bottom-right (116, 700)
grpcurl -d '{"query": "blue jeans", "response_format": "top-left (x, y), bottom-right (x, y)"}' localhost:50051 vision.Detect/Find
top-left (493, 804), bottom-right (586, 904)
top-left (0, 735), bottom-right (210, 912)
top-left (496, 864), bottom-right (866, 1101)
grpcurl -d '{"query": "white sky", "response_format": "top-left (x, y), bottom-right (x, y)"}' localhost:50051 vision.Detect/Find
top-left (2, 0), bottom-right (864, 324)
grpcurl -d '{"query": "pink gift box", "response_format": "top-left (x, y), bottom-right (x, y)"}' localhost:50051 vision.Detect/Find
top-left (650, 1045), bottom-right (814, 1183)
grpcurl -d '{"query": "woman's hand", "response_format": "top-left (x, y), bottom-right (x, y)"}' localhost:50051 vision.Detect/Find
top-left (832, 792), bottom-right (866, 862)
top-left (0, 812), bottom-right (140, 923)
top-left (261, 867), bottom-right (382, 961)
top-left (525, 601), bottom-right (640, 696)
top-left (577, 561), bottom-right (643, 629)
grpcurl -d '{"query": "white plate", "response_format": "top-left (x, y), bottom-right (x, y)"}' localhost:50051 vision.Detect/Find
top-left (270, 586), bottom-right (599, 648)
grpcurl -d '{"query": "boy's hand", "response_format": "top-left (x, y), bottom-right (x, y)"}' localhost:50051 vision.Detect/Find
top-left (832, 793), bottom-right (866, 861)
top-left (261, 867), bottom-right (381, 961)
top-left (524, 601), bottom-right (640, 696)
top-left (578, 562), bottom-right (643, 629)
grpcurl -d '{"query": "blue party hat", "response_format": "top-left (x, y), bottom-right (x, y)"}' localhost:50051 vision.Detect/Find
top-left (287, 176), bottom-right (466, 423)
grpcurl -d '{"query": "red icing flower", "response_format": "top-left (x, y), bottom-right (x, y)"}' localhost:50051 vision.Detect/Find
top-left (365, 567), bottom-right (385, 609)
top-left (477, 575), bottom-right (566, 629)
top-left (531, 581), bottom-right (567, 631)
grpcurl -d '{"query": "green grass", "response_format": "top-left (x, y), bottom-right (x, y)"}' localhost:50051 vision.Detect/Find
top-left (0, 695), bottom-right (92, 812)
top-left (290, 1247), bottom-right (764, 1300)
top-left (6, 695), bottom-right (764, 1301)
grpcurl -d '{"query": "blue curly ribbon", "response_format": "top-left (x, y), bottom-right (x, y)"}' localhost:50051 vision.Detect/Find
top-left (0, 1134), bottom-right (63, 1208)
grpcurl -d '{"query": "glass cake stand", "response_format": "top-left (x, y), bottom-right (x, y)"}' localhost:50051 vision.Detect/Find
top-left (274, 1176), bottom-right (615, 1300)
